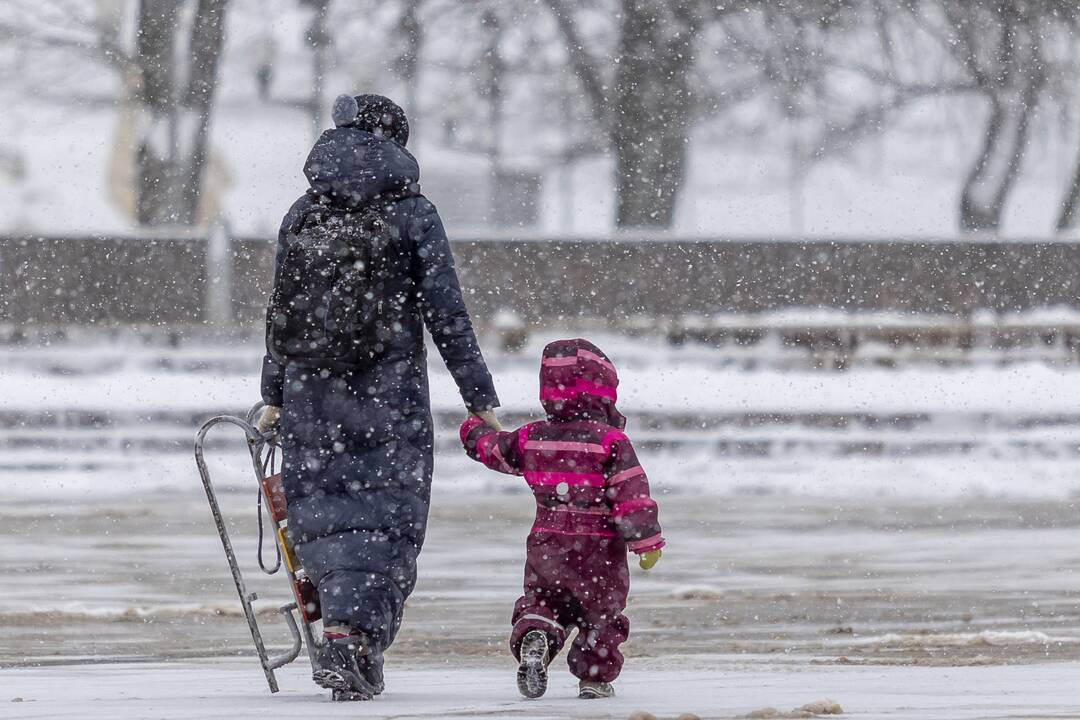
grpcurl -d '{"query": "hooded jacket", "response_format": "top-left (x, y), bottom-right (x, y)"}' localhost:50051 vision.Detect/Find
top-left (262, 127), bottom-right (498, 411)
top-left (460, 339), bottom-right (664, 554)
top-left (261, 127), bottom-right (498, 648)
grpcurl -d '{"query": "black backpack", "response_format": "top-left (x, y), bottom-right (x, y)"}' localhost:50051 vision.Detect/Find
top-left (265, 200), bottom-right (400, 368)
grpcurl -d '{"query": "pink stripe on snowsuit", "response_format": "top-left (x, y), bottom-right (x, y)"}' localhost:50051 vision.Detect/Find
top-left (540, 379), bottom-right (617, 403)
top-left (627, 532), bottom-right (665, 554)
top-left (523, 439), bottom-right (607, 454)
top-left (540, 355), bottom-right (578, 367)
top-left (608, 467), bottom-right (646, 485)
top-left (613, 496), bottom-right (657, 517)
top-left (460, 338), bottom-right (664, 547)
top-left (525, 471), bottom-right (607, 487)
top-left (576, 348), bottom-right (617, 372)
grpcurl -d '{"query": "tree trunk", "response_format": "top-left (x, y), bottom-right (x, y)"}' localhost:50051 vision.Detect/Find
top-left (398, 0), bottom-right (423, 125)
top-left (178, 0), bottom-right (228, 226)
top-left (306, 0), bottom-right (331, 138)
top-left (1056, 143), bottom-right (1080, 232)
top-left (133, 0), bottom-right (229, 227)
top-left (544, 0), bottom-right (696, 229)
top-left (958, 11), bottom-right (1041, 233)
top-left (959, 81), bottom-right (1040, 232)
top-left (612, 0), bottom-right (695, 228)
top-left (134, 0), bottom-right (182, 226)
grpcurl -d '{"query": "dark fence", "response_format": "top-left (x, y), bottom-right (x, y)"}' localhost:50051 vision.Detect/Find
top-left (2, 236), bottom-right (206, 326)
top-left (3, 234), bottom-right (1080, 329)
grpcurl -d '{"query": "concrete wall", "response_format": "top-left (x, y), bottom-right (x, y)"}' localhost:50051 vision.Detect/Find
top-left (1, 236), bottom-right (206, 326)
top-left (4, 235), bottom-right (1080, 329)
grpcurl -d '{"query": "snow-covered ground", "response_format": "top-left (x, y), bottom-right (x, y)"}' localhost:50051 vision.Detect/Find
top-left (5, 658), bottom-right (1079, 720)
top-left (4, 333), bottom-right (1080, 500)
top-left (3, 337), bottom-right (1080, 717)
top-left (6, 337), bottom-right (1078, 416)
top-left (4, 488), bottom-right (1080, 718)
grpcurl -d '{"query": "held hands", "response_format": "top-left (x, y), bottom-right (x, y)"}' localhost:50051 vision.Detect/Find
top-left (638, 549), bottom-right (662, 570)
top-left (470, 408), bottom-right (503, 431)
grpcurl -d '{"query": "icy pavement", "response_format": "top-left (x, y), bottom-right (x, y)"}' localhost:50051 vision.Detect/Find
top-left (5, 450), bottom-right (1080, 718)
top-left (3, 657), bottom-right (1080, 719)
top-left (5, 489), bottom-right (1080, 667)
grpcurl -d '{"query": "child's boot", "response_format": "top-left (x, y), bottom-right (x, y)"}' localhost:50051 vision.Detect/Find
top-left (578, 679), bottom-right (615, 699)
top-left (516, 629), bottom-right (550, 698)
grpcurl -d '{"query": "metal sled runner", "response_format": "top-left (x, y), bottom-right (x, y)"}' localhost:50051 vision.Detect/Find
top-left (194, 403), bottom-right (322, 693)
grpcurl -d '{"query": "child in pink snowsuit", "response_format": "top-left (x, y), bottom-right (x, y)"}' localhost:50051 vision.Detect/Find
top-left (460, 338), bottom-right (664, 700)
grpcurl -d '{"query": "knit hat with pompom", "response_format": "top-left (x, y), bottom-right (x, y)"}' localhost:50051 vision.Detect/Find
top-left (331, 93), bottom-right (410, 147)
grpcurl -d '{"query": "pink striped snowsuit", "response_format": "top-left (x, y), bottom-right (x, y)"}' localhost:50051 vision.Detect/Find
top-left (460, 338), bottom-right (664, 683)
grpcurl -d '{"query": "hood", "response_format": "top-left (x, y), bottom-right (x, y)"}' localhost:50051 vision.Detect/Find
top-left (303, 127), bottom-right (419, 207)
top-left (540, 339), bottom-right (626, 428)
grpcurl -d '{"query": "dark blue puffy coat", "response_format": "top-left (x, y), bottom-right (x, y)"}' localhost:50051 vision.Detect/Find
top-left (260, 127), bottom-right (499, 649)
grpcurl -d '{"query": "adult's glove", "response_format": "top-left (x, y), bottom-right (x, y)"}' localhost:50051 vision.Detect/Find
top-left (257, 405), bottom-right (281, 436)
top-left (471, 409), bottom-right (503, 431)
top-left (638, 549), bottom-right (662, 570)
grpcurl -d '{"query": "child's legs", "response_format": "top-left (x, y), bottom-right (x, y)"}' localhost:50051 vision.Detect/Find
top-left (509, 532), bottom-right (575, 660)
top-left (510, 586), bottom-right (570, 660)
top-left (564, 538), bottom-right (631, 683)
top-left (566, 609), bottom-right (629, 683)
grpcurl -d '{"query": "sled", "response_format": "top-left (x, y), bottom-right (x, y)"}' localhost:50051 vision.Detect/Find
top-left (194, 402), bottom-right (322, 693)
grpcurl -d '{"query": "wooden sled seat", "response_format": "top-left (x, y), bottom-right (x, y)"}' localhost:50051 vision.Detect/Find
top-left (260, 471), bottom-right (322, 623)
top-left (260, 472), bottom-right (289, 523)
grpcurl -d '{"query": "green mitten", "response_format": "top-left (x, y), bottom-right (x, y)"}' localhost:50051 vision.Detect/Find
top-left (638, 549), bottom-right (662, 570)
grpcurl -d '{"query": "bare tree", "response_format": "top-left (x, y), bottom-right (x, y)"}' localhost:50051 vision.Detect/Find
top-left (719, 1), bottom-right (895, 231)
top-left (541, 1), bottom-right (890, 229)
top-left (1050, 9), bottom-right (1080, 232)
top-left (825, 1), bottom-right (1051, 233)
top-left (134, 0), bottom-right (230, 226)
top-left (940, 2), bottom-right (1045, 232)
top-left (1059, 145), bottom-right (1080, 232)
top-left (0, 0), bottom-right (231, 227)
top-left (396, 0), bottom-right (424, 122)
top-left (542, 0), bottom-right (703, 228)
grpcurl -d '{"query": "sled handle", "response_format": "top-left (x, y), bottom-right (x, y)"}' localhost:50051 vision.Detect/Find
top-left (245, 401), bottom-right (266, 430)
top-left (267, 603), bottom-right (305, 670)
top-left (194, 411), bottom-right (281, 694)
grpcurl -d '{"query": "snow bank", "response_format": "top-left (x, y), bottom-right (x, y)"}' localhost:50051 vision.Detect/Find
top-left (849, 630), bottom-right (1080, 649)
top-left (2, 351), bottom-right (1076, 416)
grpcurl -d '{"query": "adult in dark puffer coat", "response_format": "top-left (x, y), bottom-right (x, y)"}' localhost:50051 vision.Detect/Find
top-left (259, 94), bottom-right (500, 699)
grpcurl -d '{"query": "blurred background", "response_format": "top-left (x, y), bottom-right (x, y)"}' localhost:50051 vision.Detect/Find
top-left (2, 0), bottom-right (1080, 237)
top-left (2, 2), bottom-right (1080, 715)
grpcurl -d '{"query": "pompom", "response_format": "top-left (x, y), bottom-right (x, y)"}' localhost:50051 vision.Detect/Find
top-left (332, 94), bottom-right (359, 127)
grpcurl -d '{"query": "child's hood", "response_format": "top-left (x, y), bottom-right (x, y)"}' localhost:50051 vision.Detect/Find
top-left (540, 339), bottom-right (626, 429)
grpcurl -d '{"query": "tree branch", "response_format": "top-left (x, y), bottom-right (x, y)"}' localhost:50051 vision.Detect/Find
top-left (0, 21), bottom-right (133, 74)
top-left (541, 0), bottom-right (609, 121)
top-left (827, 56), bottom-right (981, 96)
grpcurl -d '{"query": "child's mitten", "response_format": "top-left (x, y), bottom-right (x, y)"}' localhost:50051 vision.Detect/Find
top-left (638, 549), bottom-right (662, 570)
